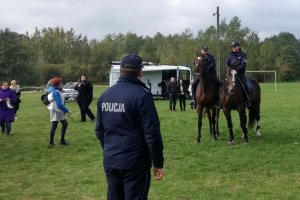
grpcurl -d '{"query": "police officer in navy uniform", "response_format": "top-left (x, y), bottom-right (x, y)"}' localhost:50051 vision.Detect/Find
top-left (226, 41), bottom-right (250, 106)
top-left (191, 46), bottom-right (220, 104)
top-left (95, 54), bottom-right (164, 200)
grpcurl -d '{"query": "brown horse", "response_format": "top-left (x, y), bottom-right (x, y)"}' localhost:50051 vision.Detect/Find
top-left (195, 54), bottom-right (220, 143)
top-left (220, 67), bottom-right (261, 144)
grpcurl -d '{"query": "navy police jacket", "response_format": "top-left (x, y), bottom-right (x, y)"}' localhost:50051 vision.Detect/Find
top-left (226, 50), bottom-right (247, 74)
top-left (205, 54), bottom-right (217, 75)
top-left (195, 54), bottom-right (217, 76)
top-left (95, 76), bottom-right (164, 170)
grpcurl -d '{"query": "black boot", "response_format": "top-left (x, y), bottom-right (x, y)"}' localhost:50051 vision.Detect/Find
top-left (48, 141), bottom-right (55, 148)
top-left (245, 99), bottom-right (251, 107)
top-left (60, 140), bottom-right (70, 145)
top-left (244, 88), bottom-right (251, 107)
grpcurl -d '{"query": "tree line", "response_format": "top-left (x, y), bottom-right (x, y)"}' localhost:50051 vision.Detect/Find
top-left (0, 16), bottom-right (299, 86)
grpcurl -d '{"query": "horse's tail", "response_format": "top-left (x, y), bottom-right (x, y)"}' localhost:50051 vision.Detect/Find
top-left (248, 106), bottom-right (256, 129)
top-left (248, 79), bottom-right (261, 129)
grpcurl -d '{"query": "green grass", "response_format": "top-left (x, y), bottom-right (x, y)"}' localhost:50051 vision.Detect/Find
top-left (0, 83), bottom-right (299, 200)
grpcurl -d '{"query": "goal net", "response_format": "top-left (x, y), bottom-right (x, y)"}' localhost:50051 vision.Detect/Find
top-left (246, 70), bottom-right (277, 92)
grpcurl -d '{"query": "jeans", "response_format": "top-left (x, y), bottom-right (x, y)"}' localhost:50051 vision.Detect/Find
top-left (1, 122), bottom-right (11, 134)
top-left (179, 94), bottom-right (186, 111)
top-left (169, 95), bottom-right (177, 111)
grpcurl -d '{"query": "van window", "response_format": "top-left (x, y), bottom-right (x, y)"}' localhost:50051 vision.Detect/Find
top-left (179, 70), bottom-right (190, 81)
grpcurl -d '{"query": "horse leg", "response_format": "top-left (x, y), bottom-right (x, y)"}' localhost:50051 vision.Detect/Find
top-left (211, 107), bottom-right (217, 140)
top-left (238, 108), bottom-right (249, 144)
top-left (256, 105), bottom-right (261, 137)
top-left (215, 108), bottom-right (220, 137)
top-left (223, 108), bottom-right (234, 144)
top-left (206, 108), bottom-right (213, 135)
top-left (196, 106), bottom-right (204, 143)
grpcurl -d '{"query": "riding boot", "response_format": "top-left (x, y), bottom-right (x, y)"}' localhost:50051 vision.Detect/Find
top-left (215, 87), bottom-right (222, 108)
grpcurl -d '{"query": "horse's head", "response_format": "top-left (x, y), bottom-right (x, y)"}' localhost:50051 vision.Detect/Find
top-left (225, 68), bottom-right (238, 95)
top-left (194, 54), bottom-right (208, 74)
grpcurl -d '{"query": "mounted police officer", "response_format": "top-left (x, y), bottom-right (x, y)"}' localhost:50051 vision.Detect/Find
top-left (95, 54), bottom-right (164, 200)
top-left (191, 46), bottom-right (220, 105)
top-left (226, 41), bottom-right (250, 107)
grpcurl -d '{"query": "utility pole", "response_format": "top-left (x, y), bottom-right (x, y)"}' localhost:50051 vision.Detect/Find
top-left (213, 6), bottom-right (221, 77)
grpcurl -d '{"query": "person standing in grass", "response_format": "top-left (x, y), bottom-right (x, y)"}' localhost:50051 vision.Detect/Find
top-left (178, 79), bottom-right (188, 111)
top-left (10, 80), bottom-right (21, 119)
top-left (96, 54), bottom-right (164, 200)
top-left (74, 75), bottom-right (95, 122)
top-left (167, 77), bottom-right (178, 111)
top-left (0, 81), bottom-right (17, 136)
top-left (47, 78), bottom-right (70, 147)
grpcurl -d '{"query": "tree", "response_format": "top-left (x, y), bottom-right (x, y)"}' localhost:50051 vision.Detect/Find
top-left (0, 28), bottom-right (34, 84)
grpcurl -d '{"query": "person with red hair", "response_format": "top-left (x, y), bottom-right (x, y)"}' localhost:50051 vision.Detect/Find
top-left (47, 77), bottom-right (70, 147)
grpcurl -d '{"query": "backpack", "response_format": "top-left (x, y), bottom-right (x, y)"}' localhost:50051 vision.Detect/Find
top-left (41, 93), bottom-right (51, 105)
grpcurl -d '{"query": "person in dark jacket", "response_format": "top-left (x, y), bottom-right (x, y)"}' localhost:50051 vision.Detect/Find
top-left (178, 79), bottom-right (188, 111)
top-left (10, 80), bottom-right (21, 119)
top-left (226, 41), bottom-right (250, 106)
top-left (74, 75), bottom-right (95, 122)
top-left (191, 46), bottom-right (220, 104)
top-left (166, 77), bottom-right (178, 111)
top-left (158, 79), bottom-right (168, 99)
top-left (0, 81), bottom-right (17, 135)
top-left (95, 54), bottom-right (164, 200)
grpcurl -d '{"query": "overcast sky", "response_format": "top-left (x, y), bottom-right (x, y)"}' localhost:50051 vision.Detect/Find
top-left (1, 0), bottom-right (300, 40)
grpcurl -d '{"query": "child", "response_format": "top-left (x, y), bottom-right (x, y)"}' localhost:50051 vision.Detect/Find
top-left (0, 81), bottom-right (17, 135)
top-left (47, 78), bottom-right (70, 147)
top-left (10, 80), bottom-right (21, 119)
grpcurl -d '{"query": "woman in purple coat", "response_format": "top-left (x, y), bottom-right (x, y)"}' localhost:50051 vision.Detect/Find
top-left (0, 81), bottom-right (17, 135)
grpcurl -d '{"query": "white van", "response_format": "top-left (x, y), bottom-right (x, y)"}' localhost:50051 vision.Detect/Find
top-left (109, 62), bottom-right (192, 97)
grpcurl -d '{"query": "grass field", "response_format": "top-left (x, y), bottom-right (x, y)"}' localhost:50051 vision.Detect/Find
top-left (0, 83), bottom-right (299, 200)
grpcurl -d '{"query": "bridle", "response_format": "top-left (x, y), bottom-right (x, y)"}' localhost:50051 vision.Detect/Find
top-left (225, 69), bottom-right (238, 95)
top-left (195, 56), bottom-right (208, 76)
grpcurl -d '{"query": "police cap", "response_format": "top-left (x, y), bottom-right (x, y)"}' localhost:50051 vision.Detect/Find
top-left (201, 46), bottom-right (209, 51)
top-left (121, 54), bottom-right (144, 69)
top-left (230, 41), bottom-right (240, 47)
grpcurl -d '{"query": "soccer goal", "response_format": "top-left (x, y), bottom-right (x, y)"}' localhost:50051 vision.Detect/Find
top-left (246, 70), bottom-right (277, 92)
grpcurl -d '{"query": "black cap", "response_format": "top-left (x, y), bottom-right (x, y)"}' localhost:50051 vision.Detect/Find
top-left (121, 54), bottom-right (143, 69)
top-left (230, 41), bottom-right (240, 47)
top-left (201, 46), bottom-right (209, 51)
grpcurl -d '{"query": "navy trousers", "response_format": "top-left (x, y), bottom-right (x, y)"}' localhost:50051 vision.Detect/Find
top-left (104, 167), bottom-right (151, 200)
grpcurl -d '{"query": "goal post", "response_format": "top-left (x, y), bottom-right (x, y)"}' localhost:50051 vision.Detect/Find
top-left (246, 70), bottom-right (277, 92)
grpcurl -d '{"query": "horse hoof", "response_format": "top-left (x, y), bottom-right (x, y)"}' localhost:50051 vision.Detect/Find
top-left (228, 141), bottom-right (234, 145)
top-left (256, 129), bottom-right (261, 137)
top-left (213, 135), bottom-right (217, 141)
top-left (195, 140), bottom-right (201, 144)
